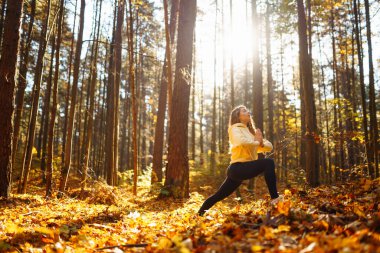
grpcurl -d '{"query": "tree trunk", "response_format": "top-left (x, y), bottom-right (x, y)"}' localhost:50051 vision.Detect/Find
top-left (364, 0), bottom-right (378, 178)
top-left (58, 0), bottom-right (85, 196)
top-left (251, 0), bottom-right (263, 132)
top-left (104, 2), bottom-right (117, 185)
top-left (80, 0), bottom-right (102, 193)
top-left (229, 0), bottom-right (234, 108)
top-left (249, 0), bottom-right (263, 192)
top-left (210, 0), bottom-right (217, 175)
top-left (244, 0), bottom-right (249, 107)
top-left (199, 69), bottom-right (204, 165)
top-left (12, 0), bottom-right (35, 166)
top-left (266, 1), bottom-right (273, 142)
top-left (296, 0), bottom-right (319, 187)
top-left (330, 7), bottom-right (340, 182)
top-left (0, 0), bottom-right (6, 47)
top-left (164, 0), bottom-right (197, 198)
top-left (46, 0), bottom-right (65, 197)
top-left (280, 33), bottom-right (287, 184)
top-left (353, 0), bottom-right (371, 178)
top-left (191, 47), bottom-right (196, 162)
top-left (40, 34), bottom-right (56, 184)
top-left (151, 0), bottom-right (179, 183)
top-left (62, 0), bottom-right (78, 165)
top-left (113, 0), bottom-right (124, 185)
top-left (0, 0), bottom-right (24, 198)
top-left (128, 0), bottom-right (138, 195)
top-left (20, 0), bottom-right (51, 194)
top-left (140, 54), bottom-right (147, 173)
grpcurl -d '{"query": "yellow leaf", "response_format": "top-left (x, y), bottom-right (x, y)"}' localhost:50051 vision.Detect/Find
top-left (277, 200), bottom-right (291, 216)
top-left (34, 227), bottom-right (55, 238)
top-left (354, 205), bottom-right (366, 218)
top-left (277, 225), bottom-right (291, 232)
top-left (251, 245), bottom-right (264, 252)
top-left (284, 189), bottom-right (292, 196)
top-left (5, 223), bottom-right (24, 233)
top-left (158, 237), bottom-right (172, 249)
top-left (259, 226), bottom-right (275, 240)
top-left (361, 179), bottom-right (372, 191)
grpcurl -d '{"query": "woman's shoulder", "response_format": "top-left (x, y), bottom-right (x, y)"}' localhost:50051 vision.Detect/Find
top-left (228, 123), bottom-right (247, 133)
top-left (230, 123), bottom-right (246, 129)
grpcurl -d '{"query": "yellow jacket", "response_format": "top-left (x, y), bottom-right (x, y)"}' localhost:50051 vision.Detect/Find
top-left (228, 123), bottom-right (273, 164)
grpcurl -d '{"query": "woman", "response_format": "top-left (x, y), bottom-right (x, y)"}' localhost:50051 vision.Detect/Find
top-left (198, 105), bottom-right (282, 216)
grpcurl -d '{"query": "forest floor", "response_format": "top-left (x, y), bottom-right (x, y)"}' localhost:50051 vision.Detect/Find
top-left (0, 162), bottom-right (379, 252)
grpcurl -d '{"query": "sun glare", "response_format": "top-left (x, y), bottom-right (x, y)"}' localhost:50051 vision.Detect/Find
top-left (196, 0), bottom-right (256, 91)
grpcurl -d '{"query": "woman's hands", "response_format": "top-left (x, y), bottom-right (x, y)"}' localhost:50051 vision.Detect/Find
top-left (255, 128), bottom-right (264, 147)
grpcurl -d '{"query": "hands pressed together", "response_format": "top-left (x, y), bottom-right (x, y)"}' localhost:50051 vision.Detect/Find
top-left (254, 128), bottom-right (264, 147)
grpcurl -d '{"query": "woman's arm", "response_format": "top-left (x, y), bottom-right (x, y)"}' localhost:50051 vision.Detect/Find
top-left (230, 126), bottom-right (261, 147)
top-left (257, 139), bottom-right (273, 153)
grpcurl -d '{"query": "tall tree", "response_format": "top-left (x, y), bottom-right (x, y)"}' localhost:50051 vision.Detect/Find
top-left (363, 0), bottom-right (378, 178)
top-left (12, 0), bottom-right (36, 166)
top-left (105, 1), bottom-right (117, 185)
top-left (0, 0), bottom-right (6, 47)
top-left (330, 6), bottom-right (340, 181)
top-left (46, 0), bottom-right (65, 197)
top-left (353, 0), bottom-right (371, 178)
top-left (266, 1), bottom-right (274, 142)
top-left (296, 0), bottom-right (319, 187)
top-left (40, 34), bottom-right (56, 183)
top-left (191, 38), bottom-right (196, 162)
top-left (210, 0), bottom-right (217, 175)
top-left (62, 0), bottom-right (78, 165)
top-left (19, 0), bottom-right (51, 193)
top-left (151, 0), bottom-right (179, 183)
top-left (252, 0), bottom-right (263, 133)
top-left (58, 0), bottom-right (85, 196)
top-left (128, 0), bottom-right (138, 195)
top-left (113, 0), bottom-right (125, 184)
top-left (80, 0), bottom-right (103, 193)
top-left (229, 0), bottom-right (234, 108)
top-left (164, 0), bottom-right (197, 198)
top-left (249, 0), bottom-right (264, 192)
top-left (0, 0), bottom-right (24, 198)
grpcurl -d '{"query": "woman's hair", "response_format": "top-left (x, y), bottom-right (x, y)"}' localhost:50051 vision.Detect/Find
top-left (229, 105), bottom-right (256, 135)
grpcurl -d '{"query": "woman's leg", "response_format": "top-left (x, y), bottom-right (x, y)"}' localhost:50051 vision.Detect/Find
top-left (229, 158), bottom-right (279, 199)
top-left (198, 177), bottom-right (242, 216)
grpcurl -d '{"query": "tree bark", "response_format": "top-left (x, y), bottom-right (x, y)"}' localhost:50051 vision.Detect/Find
top-left (0, 0), bottom-right (6, 47)
top-left (128, 0), bottom-right (138, 195)
top-left (12, 0), bottom-right (35, 167)
top-left (62, 0), bottom-right (78, 165)
top-left (364, 0), bottom-right (378, 178)
top-left (58, 0), bottom-right (85, 196)
top-left (296, 0), bottom-right (319, 187)
top-left (0, 0), bottom-right (24, 198)
top-left (164, 0), bottom-right (197, 198)
top-left (46, 0), bottom-right (65, 197)
top-left (229, 0), bottom-right (234, 108)
top-left (151, 0), bottom-right (179, 183)
top-left (249, 0), bottom-right (263, 192)
top-left (266, 1), bottom-right (274, 142)
top-left (40, 34), bottom-right (56, 184)
top-left (80, 0), bottom-right (102, 193)
top-left (113, 0), bottom-right (125, 185)
top-left (20, 0), bottom-right (51, 194)
top-left (353, 0), bottom-right (371, 178)
top-left (251, 0), bottom-right (263, 132)
top-left (210, 0), bottom-right (217, 175)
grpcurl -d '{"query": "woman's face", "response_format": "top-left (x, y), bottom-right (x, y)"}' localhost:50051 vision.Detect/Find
top-left (239, 107), bottom-right (251, 124)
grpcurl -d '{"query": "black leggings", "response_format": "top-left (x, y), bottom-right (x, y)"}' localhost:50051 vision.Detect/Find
top-left (198, 158), bottom-right (279, 216)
